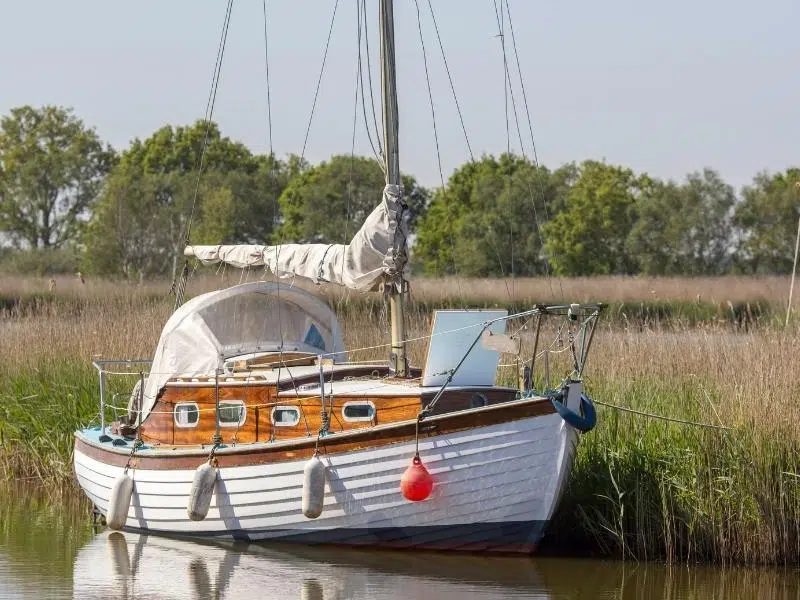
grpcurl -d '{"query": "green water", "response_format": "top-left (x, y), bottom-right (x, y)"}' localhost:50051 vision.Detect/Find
top-left (1, 483), bottom-right (798, 600)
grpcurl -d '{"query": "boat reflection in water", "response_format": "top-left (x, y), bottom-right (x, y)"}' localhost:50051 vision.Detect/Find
top-left (73, 531), bottom-right (800, 600)
top-left (73, 531), bottom-right (549, 600)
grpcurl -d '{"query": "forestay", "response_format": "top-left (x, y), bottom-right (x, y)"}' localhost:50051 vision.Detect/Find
top-left (185, 184), bottom-right (408, 293)
top-left (141, 282), bottom-right (345, 420)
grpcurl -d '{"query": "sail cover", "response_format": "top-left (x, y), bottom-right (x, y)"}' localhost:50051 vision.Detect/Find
top-left (185, 184), bottom-right (408, 292)
top-left (141, 282), bottom-right (345, 420)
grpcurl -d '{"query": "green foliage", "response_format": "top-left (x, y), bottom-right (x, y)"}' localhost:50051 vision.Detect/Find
top-left (544, 161), bottom-right (641, 276)
top-left (0, 105), bottom-right (114, 248)
top-left (275, 154), bottom-right (428, 244)
top-left (414, 154), bottom-right (570, 276)
top-left (629, 169), bottom-right (736, 275)
top-left (120, 120), bottom-right (258, 175)
top-left (83, 121), bottom-right (288, 278)
top-left (549, 376), bottom-right (800, 564)
top-left (3, 104), bottom-right (800, 279)
top-left (193, 186), bottom-right (234, 244)
top-left (734, 168), bottom-right (800, 273)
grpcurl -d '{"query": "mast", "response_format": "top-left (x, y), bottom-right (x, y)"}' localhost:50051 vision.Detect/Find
top-left (379, 0), bottom-right (408, 377)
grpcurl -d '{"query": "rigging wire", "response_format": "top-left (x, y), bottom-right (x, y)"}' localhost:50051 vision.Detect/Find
top-left (413, 0), bottom-right (466, 308)
top-left (173, 0), bottom-right (235, 310)
top-left (184, 0), bottom-right (235, 247)
top-left (491, 0), bottom-right (563, 300)
top-left (300, 0), bottom-right (341, 164)
top-left (425, 0), bottom-right (473, 161)
top-left (490, 0), bottom-right (519, 309)
top-left (337, 0), bottom-right (366, 323)
top-left (262, 0), bottom-right (285, 357)
top-left (262, 0), bottom-right (273, 156)
top-left (363, 0), bottom-right (385, 161)
top-left (358, 0), bottom-right (385, 169)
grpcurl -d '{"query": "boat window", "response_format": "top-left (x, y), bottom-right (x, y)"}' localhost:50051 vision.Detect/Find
top-left (218, 400), bottom-right (246, 427)
top-left (342, 401), bottom-right (376, 422)
top-left (471, 393), bottom-right (488, 408)
top-left (174, 402), bottom-right (200, 428)
top-left (272, 406), bottom-right (300, 427)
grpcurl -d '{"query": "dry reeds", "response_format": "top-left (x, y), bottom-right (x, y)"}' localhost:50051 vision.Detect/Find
top-left (1, 275), bottom-right (799, 564)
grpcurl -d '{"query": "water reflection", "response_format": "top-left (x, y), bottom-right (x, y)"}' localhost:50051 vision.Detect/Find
top-left (70, 531), bottom-right (800, 600)
top-left (73, 531), bottom-right (550, 599)
top-left (2, 483), bottom-right (800, 599)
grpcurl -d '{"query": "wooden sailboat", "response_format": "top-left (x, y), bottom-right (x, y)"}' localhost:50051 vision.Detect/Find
top-left (73, 0), bottom-right (602, 553)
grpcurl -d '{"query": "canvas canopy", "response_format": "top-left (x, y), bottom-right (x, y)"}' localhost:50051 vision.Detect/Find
top-left (142, 282), bottom-right (345, 419)
top-left (184, 184), bottom-right (408, 292)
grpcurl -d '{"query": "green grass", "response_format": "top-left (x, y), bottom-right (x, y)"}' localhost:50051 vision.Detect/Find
top-left (547, 376), bottom-right (800, 565)
top-left (0, 361), bottom-right (99, 483)
top-left (2, 360), bottom-right (799, 565)
top-left (2, 275), bottom-right (800, 565)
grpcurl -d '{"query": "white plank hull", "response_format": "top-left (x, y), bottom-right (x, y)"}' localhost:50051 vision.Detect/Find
top-left (74, 412), bottom-right (577, 552)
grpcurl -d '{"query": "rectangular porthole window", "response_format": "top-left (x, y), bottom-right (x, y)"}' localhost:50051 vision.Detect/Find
top-left (174, 402), bottom-right (200, 428)
top-left (342, 401), bottom-right (376, 422)
top-left (272, 406), bottom-right (300, 427)
top-left (218, 400), bottom-right (246, 427)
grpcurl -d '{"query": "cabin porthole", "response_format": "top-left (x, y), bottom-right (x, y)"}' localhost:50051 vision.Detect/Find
top-left (342, 401), bottom-right (376, 423)
top-left (272, 406), bottom-right (300, 427)
top-left (174, 402), bottom-right (200, 428)
top-left (218, 400), bottom-right (246, 427)
top-left (471, 393), bottom-right (488, 408)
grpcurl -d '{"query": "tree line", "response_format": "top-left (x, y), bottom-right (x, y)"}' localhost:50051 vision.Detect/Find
top-left (1, 105), bottom-right (798, 279)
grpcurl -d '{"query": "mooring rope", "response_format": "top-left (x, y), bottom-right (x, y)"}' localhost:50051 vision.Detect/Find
top-left (593, 399), bottom-right (730, 431)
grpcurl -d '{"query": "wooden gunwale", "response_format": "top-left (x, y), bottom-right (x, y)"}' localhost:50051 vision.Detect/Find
top-left (76, 395), bottom-right (557, 470)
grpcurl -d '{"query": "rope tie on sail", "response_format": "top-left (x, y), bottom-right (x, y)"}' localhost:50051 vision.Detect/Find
top-left (316, 245), bottom-right (336, 282)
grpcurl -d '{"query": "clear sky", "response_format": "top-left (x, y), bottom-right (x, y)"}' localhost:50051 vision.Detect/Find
top-left (1, 0), bottom-right (797, 190)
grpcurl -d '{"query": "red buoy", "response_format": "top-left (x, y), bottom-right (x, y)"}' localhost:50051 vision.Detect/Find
top-left (400, 455), bottom-right (433, 502)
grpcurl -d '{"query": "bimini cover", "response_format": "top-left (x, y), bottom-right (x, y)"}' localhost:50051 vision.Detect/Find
top-left (142, 282), bottom-right (345, 419)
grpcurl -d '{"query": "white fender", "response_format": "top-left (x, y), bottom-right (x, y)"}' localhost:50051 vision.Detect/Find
top-left (302, 455), bottom-right (326, 519)
top-left (107, 474), bottom-right (133, 531)
top-left (187, 462), bottom-right (218, 521)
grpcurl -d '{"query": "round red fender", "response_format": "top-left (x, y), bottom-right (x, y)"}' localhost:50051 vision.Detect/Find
top-left (400, 455), bottom-right (433, 502)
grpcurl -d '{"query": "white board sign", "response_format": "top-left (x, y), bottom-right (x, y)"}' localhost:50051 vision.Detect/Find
top-left (421, 310), bottom-right (508, 388)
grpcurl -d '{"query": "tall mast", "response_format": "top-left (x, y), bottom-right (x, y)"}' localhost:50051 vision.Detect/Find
top-left (379, 0), bottom-right (408, 377)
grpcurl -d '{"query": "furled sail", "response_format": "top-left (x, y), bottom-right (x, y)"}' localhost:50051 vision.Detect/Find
top-left (185, 184), bottom-right (408, 293)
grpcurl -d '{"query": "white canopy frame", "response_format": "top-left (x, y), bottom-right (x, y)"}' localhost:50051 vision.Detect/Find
top-left (141, 282), bottom-right (345, 420)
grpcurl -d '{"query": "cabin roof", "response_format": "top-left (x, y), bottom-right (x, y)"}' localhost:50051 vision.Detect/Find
top-left (142, 282), bottom-right (345, 420)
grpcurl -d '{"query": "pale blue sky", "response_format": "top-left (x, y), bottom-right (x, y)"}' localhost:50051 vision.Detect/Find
top-left (1, 0), bottom-right (797, 190)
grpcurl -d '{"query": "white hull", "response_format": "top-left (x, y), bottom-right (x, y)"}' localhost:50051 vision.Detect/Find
top-left (74, 412), bottom-right (578, 552)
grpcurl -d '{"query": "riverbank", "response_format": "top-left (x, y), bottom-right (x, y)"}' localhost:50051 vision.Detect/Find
top-left (2, 277), bottom-right (799, 565)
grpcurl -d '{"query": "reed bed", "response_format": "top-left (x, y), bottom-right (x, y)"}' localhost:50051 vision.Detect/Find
top-left (1, 276), bottom-right (799, 564)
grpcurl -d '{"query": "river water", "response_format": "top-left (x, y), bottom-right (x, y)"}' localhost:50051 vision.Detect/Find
top-left (1, 483), bottom-right (798, 599)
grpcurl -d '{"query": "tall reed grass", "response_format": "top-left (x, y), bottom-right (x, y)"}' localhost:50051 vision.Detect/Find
top-left (1, 275), bottom-right (799, 564)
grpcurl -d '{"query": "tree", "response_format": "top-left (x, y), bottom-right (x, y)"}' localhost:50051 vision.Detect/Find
top-left (0, 105), bottom-right (114, 248)
top-left (275, 155), bottom-right (428, 244)
top-left (84, 121), bottom-right (285, 278)
top-left (629, 169), bottom-right (735, 275)
top-left (543, 161), bottom-right (641, 276)
top-left (120, 121), bottom-right (258, 175)
top-left (414, 154), bottom-right (572, 276)
top-left (734, 168), bottom-right (800, 273)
